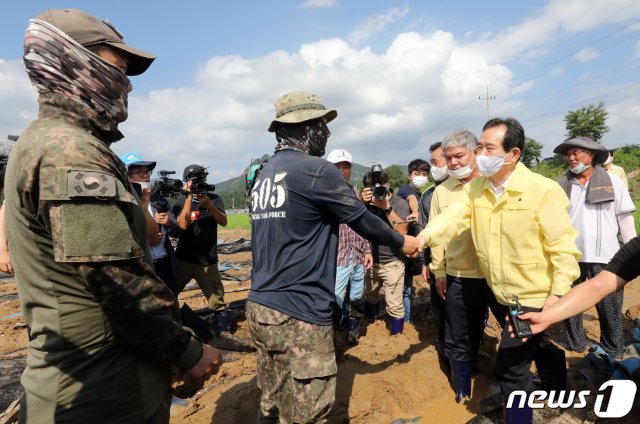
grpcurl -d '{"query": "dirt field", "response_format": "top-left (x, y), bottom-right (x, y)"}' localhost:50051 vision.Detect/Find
top-left (2, 227), bottom-right (640, 423)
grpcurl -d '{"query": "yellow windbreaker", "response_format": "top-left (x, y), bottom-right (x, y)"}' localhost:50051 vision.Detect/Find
top-left (419, 163), bottom-right (581, 308)
top-left (607, 163), bottom-right (628, 188)
top-left (429, 177), bottom-right (483, 279)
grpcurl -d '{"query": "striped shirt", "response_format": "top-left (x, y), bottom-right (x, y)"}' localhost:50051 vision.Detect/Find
top-left (337, 185), bottom-right (371, 266)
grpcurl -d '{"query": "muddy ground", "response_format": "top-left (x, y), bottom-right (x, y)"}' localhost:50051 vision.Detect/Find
top-left (1, 227), bottom-right (639, 423)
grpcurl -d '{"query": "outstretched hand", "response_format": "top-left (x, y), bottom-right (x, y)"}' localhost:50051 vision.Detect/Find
top-left (401, 235), bottom-right (420, 258)
top-left (506, 312), bottom-right (549, 342)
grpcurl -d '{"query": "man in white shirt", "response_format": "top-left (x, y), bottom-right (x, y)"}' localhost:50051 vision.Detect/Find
top-left (554, 137), bottom-right (636, 359)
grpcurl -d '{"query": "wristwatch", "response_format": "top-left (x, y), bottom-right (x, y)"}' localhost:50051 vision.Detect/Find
top-left (384, 206), bottom-right (393, 215)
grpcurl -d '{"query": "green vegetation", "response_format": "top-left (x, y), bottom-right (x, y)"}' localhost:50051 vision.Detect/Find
top-left (564, 101), bottom-right (609, 141)
top-left (226, 213), bottom-right (251, 229)
top-left (530, 155), bottom-right (566, 180)
top-left (385, 164), bottom-right (407, 189)
top-left (521, 137), bottom-right (543, 167)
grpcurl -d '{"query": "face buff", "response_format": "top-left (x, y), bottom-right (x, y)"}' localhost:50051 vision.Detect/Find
top-left (23, 19), bottom-right (131, 134)
top-left (274, 119), bottom-right (330, 157)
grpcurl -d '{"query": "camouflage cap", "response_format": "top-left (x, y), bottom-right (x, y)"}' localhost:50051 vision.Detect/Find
top-left (268, 91), bottom-right (337, 132)
top-left (35, 8), bottom-right (155, 76)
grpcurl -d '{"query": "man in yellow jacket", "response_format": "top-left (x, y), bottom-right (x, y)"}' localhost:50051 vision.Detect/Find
top-left (429, 128), bottom-right (492, 404)
top-left (418, 117), bottom-right (581, 424)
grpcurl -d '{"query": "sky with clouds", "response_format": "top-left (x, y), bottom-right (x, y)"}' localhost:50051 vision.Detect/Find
top-left (1, 0), bottom-right (640, 182)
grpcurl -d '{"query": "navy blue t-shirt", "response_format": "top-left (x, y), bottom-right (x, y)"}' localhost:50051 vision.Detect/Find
top-left (248, 149), bottom-right (367, 325)
top-left (397, 183), bottom-right (421, 204)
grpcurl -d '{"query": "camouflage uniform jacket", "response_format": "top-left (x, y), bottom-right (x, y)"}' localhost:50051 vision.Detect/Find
top-left (4, 94), bottom-right (202, 423)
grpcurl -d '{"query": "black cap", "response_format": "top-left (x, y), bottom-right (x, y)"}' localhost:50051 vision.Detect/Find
top-left (183, 164), bottom-right (207, 181)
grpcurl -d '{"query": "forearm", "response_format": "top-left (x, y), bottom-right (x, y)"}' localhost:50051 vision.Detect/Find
top-left (348, 211), bottom-right (404, 249)
top-left (77, 258), bottom-right (202, 369)
top-left (541, 271), bottom-right (624, 324)
top-left (177, 198), bottom-right (193, 230)
top-left (617, 212), bottom-right (637, 244)
top-left (206, 203), bottom-right (227, 227)
top-left (419, 201), bottom-right (470, 247)
top-left (387, 209), bottom-right (408, 235)
top-left (408, 196), bottom-right (419, 216)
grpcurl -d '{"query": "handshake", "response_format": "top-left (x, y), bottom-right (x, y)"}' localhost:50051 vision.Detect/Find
top-left (399, 234), bottom-right (430, 258)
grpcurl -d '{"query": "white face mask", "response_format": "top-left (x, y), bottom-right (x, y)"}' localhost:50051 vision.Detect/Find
top-left (447, 162), bottom-right (474, 180)
top-left (411, 175), bottom-right (429, 189)
top-left (476, 150), bottom-right (514, 177)
top-left (570, 162), bottom-right (590, 175)
top-left (430, 165), bottom-right (448, 182)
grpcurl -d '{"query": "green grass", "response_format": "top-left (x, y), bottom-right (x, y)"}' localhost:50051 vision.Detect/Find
top-left (225, 213), bottom-right (251, 229)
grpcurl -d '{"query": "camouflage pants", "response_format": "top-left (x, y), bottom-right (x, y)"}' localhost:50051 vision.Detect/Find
top-left (246, 301), bottom-right (336, 424)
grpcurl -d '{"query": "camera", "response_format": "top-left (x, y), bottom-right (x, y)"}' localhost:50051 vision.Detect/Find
top-left (151, 170), bottom-right (184, 197)
top-left (370, 164), bottom-right (388, 200)
top-left (188, 173), bottom-right (215, 195)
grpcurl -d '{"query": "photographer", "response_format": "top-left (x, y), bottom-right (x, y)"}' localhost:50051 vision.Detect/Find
top-left (121, 153), bottom-right (181, 292)
top-left (361, 166), bottom-right (411, 335)
top-left (175, 164), bottom-right (230, 331)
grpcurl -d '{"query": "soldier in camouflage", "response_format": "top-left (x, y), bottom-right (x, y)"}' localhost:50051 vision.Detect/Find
top-left (248, 92), bottom-right (419, 423)
top-left (5, 9), bottom-right (222, 423)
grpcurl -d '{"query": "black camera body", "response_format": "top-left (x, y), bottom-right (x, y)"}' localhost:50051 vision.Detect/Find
top-left (191, 181), bottom-right (216, 195)
top-left (188, 173), bottom-right (215, 195)
top-left (152, 170), bottom-right (184, 197)
top-left (370, 164), bottom-right (388, 200)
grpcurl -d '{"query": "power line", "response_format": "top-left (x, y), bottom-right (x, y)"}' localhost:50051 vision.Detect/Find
top-left (521, 80), bottom-right (640, 123)
top-left (510, 57), bottom-right (640, 110)
top-left (512, 17), bottom-right (640, 86)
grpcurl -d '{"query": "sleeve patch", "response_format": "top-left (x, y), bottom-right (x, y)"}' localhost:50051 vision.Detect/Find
top-left (61, 202), bottom-right (131, 258)
top-left (67, 170), bottom-right (117, 197)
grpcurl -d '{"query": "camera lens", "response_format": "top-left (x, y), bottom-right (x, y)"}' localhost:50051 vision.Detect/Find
top-left (373, 185), bottom-right (387, 200)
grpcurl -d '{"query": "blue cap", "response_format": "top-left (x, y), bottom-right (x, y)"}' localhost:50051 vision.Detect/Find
top-left (120, 152), bottom-right (156, 170)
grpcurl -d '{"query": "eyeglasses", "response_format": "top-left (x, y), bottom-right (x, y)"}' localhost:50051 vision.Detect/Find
top-left (129, 170), bottom-right (152, 177)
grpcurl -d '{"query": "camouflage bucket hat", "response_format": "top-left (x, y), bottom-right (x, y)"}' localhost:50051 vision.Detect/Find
top-left (268, 91), bottom-right (337, 132)
top-left (35, 8), bottom-right (155, 76)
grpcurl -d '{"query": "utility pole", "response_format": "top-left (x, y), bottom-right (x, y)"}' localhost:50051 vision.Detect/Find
top-left (478, 86), bottom-right (495, 121)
